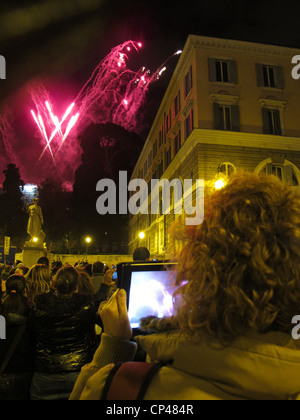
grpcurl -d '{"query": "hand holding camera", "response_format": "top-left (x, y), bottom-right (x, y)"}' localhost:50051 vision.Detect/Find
top-left (103, 268), bottom-right (116, 286)
top-left (100, 289), bottom-right (132, 341)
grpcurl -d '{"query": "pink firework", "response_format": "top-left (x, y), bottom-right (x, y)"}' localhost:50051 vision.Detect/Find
top-left (31, 98), bottom-right (79, 166)
top-left (73, 41), bottom-right (181, 133)
top-left (29, 40), bottom-right (182, 181)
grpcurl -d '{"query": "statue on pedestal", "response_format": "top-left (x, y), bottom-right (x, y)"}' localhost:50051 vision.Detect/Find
top-left (27, 198), bottom-right (45, 246)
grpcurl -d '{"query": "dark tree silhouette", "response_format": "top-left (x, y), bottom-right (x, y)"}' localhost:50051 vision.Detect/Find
top-left (2, 163), bottom-right (25, 197)
top-left (0, 163), bottom-right (27, 246)
top-left (72, 122), bottom-right (144, 253)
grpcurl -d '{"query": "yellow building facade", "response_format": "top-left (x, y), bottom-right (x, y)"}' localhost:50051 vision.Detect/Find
top-left (129, 35), bottom-right (300, 258)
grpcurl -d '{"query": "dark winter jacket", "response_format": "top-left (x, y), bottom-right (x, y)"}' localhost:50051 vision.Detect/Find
top-left (0, 312), bottom-right (34, 374)
top-left (33, 291), bottom-right (98, 374)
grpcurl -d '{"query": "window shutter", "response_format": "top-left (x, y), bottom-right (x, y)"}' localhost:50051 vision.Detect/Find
top-left (213, 103), bottom-right (222, 129)
top-left (208, 58), bottom-right (217, 82)
top-left (266, 163), bottom-right (273, 175)
top-left (228, 61), bottom-right (238, 84)
top-left (262, 108), bottom-right (270, 134)
top-left (274, 66), bottom-right (285, 89)
top-left (284, 165), bottom-right (293, 185)
top-left (184, 66), bottom-right (193, 97)
top-left (189, 66), bottom-right (193, 90)
top-left (231, 105), bottom-right (240, 131)
top-left (256, 64), bottom-right (264, 87)
top-left (273, 109), bottom-right (282, 135)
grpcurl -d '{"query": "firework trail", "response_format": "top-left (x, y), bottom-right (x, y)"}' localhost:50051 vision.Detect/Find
top-left (0, 114), bottom-right (23, 175)
top-left (28, 40), bottom-right (182, 183)
top-left (74, 41), bottom-right (159, 132)
top-left (73, 41), bottom-right (179, 133)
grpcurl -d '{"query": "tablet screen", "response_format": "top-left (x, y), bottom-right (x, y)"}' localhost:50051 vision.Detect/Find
top-left (128, 270), bottom-right (176, 328)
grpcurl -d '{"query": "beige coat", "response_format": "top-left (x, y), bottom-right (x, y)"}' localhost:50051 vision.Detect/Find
top-left (70, 330), bottom-right (300, 400)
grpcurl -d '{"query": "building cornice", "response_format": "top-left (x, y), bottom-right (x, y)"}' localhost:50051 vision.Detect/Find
top-left (131, 129), bottom-right (300, 182)
top-left (188, 34), bottom-right (300, 58)
top-left (160, 129), bottom-right (300, 181)
top-left (210, 93), bottom-right (240, 105)
top-left (258, 98), bottom-right (288, 109)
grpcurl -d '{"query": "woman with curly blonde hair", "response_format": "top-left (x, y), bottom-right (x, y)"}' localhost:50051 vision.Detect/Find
top-left (171, 171), bottom-right (300, 343)
top-left (71, 172), bottom-right (300, 401)
top-left (25, 264), bottom-right (51, 307)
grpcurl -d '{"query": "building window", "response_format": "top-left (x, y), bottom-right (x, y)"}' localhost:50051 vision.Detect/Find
top-left (208, 59), bottom-right (238, 84)
top-left (164, 148), bottom-right (172, 171)
top-left (158, 159), bottom-right (164, 179)
top-left (220, 106), bottom-right (232, 130)
top-left (174, 130), bottom-right (181, 156)
top-left (164, 110), bottom-right (171, 133)
top-left (184, 66), bottom-right (193, 98)
top-left (148, 152), bottom-right (152, 169)
top-left (216, 60), bottom-right (229, 82)
top-left (271, 165), bottom-right (283, 180)
top-left (263, 66), bottom-right (275, 88)
top-left (260, 163), bottom-right (299, 186)
top-left (153, 139), bottom-right (158, 159)
top-left (184, 110), bottom-right (193, 139)
top-left (256, 64), bottom-right (284, 89)
top-left (213, 103), bottom-right (240, 131)
top-left (174, 91), bottom-right (181, 117)
top-left (262, 108), bottom-right (282, 135)
top-left (159, 127), bottom-right (163, 147)
top-left (218, 162), bottom-right (235, 177)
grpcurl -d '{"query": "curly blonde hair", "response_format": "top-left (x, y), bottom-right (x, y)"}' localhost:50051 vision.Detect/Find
top-left (169, 172), bottom-right (300, 343)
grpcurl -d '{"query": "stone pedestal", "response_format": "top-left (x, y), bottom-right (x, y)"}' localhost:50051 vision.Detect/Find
top-left (20, 244), bottom-right (47, 268)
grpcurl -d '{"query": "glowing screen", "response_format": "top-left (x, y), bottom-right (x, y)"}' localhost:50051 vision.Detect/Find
top-left (128, 270), bottom-right (176, 328)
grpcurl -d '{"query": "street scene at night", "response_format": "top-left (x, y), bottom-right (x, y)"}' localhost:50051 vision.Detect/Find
top-left (1, 0), bottom-right (300, 404)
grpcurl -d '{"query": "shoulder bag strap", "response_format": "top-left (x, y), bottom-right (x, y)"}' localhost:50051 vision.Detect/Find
top-left (102, 361), bottom-right (165, 401)
top-left (0, 324), bottom-right (26, 375)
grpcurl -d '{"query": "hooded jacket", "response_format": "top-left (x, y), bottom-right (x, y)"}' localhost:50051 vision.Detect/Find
top-left (70, 330), bottom-right (300, 400)
top-left (33, 291), bottom-right (98, 374)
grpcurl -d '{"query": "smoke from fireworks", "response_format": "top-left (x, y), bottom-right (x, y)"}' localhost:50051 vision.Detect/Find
top-left (0, 114), bottom-right (23, 172)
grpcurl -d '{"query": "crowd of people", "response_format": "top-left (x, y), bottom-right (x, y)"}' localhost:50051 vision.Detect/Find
top-left (0, 257), bottom-right (119, 400)
top-left (1, 172), bottom-right (300, 400)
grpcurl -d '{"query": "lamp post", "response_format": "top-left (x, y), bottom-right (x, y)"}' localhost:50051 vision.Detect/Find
top-left (138, 231), bottom-right (145, 247)
top-left (85, 236), bottom-right (92, 255)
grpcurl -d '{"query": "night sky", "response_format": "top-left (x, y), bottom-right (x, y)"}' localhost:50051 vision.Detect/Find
top-left (1, 0), bottom-right (300, 186)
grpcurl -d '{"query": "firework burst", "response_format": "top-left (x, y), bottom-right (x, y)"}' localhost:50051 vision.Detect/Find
top-left (29, 40), bottom-right (182, 181)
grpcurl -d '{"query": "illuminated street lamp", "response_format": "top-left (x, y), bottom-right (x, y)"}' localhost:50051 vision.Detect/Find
top-left (139, 232), bottom-right (145, 240)
top-left (215, 179), bottom-right (226, 190)
top-left (85, 236), bottom-right (92, 255)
